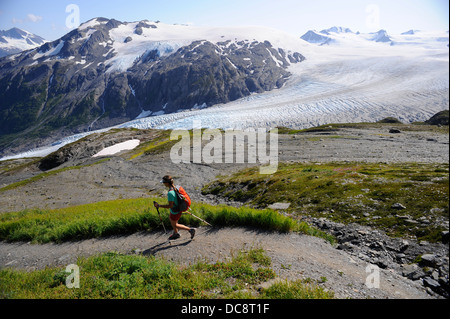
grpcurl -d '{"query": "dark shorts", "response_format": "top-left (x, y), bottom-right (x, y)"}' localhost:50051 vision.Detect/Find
top-left (169, 212), bottom-right (182, 221)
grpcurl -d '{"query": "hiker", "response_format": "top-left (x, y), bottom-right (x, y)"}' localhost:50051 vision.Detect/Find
top-left (154, 175), bottom-right (195, 240)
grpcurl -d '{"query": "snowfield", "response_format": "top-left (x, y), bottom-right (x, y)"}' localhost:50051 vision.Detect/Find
top-left (0, 26), bottom-right (448, 161)
top-left (92, 139), bottom-right (140, 157)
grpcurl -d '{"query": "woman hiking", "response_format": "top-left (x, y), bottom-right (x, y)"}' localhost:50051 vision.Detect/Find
top-left (154, 175), bottom-right (195, 240)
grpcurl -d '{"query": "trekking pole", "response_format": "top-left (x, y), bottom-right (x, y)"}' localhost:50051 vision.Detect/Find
top-left (154, 201), bottom-right (167, 233)
top-left (184, 210), bottom-right (212, 227)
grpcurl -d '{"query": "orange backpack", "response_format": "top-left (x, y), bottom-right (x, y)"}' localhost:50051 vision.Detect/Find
top-left (172, 186), bottom-right (191, 213)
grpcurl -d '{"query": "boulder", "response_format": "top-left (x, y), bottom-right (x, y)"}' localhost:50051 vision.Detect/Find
top-left (423, 277), bottom-right (440, 289)
top-left (425, 110), bottom-right (449, 126)
top-left (267, 202), bottom-right (291, 210)
top-left (419, 254), bottom-right (438, 268)
top-left (378, 117), bottom-right (402, 124)
top-left (399, 239), bottom-right (409, 252)
top-left (406, 268), bottom-right (427, 281)
top-left (441, 231), bottom-right (449, 244)
top-left (391, 203), bottom-right (406, 210)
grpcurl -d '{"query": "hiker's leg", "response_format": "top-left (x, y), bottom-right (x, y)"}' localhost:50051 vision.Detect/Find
top-left (175, 223), bottom-right (191, 232)
top-left (170, 214), bottom-right (190, 233)
top-left (170, 218), bottom-right (178, 233)
top-left (170, 213), bottom-right (190, 232)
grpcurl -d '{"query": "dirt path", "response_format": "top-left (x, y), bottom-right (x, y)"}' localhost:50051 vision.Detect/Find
top-left (0, 227), bottom-right (430, 299)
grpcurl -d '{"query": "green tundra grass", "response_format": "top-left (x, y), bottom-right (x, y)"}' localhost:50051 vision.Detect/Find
top-left (0, 247), bottom-right (334, 299)
top-left (0, 197), bottom-right (334, 244)
top-left (202, 162), bottom-right (449, 242)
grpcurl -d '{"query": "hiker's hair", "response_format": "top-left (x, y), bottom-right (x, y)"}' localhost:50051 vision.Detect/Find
top-left (162, 175), bottom-right (174, 185)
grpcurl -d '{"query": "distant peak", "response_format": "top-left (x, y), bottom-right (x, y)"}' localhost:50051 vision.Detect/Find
top-left (0, 27), bottom-right (46, 58)
top-left (371, 29), bottom-right (391, 43)
top-left (320, 26), bottom-right (353, 35)
top-left (300, 30), bottom-right (332, 44)
top-left (0, 27), bottom-right (45, 41)
top-left (77, 17), bottom-right (121, 30)
top-left (0, 27), bottom-right (27, 38)
top-left (401, 29), bottom-right (420, 35)
top-left (9, 27), bottom-right (25, 32)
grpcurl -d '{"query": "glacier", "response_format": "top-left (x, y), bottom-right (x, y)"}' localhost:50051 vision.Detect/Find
top-left (114, 30), bottom-right (448, 131)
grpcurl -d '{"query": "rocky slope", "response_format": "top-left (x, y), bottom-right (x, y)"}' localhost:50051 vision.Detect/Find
top-left (309, 218), bottom-right (449, 297)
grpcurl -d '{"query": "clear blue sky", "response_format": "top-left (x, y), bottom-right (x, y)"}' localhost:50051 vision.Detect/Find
top-left (1, 0), bottom-right (448, 41)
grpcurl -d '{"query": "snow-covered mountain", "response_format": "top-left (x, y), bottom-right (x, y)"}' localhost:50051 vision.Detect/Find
top-left (0, 17), bottom-right (306, 154)
top-left (320, 26), bottom-right (353, 34)
top-left (369, 29), bottom-right (392, 43)
top-left (300, 27), bottom-right (355, 45)
top-left (300, 30), bottom-right (333, 45)
top-left (0, 27), bottom-right (46, 57)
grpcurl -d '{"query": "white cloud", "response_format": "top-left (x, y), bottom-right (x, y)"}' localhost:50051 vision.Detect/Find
top-left (27, 13), bottom-right (43, 23)
top-left (11, 13), bottom-right (43, 24)
top-left (12, 17), bottom-right (24, 24)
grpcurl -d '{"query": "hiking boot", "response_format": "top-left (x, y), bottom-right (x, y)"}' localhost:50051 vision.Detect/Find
top-left (189, 228), bottom-right (196, 239)
top-left (169, 233), bottom-right (180, 240)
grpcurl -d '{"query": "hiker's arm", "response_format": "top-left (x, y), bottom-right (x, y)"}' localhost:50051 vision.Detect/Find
top-left (154, 201), bottom-right (174, 209)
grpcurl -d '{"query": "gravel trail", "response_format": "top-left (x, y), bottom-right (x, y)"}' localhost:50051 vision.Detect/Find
top-left (0, 227), bottom-right (431, 299)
